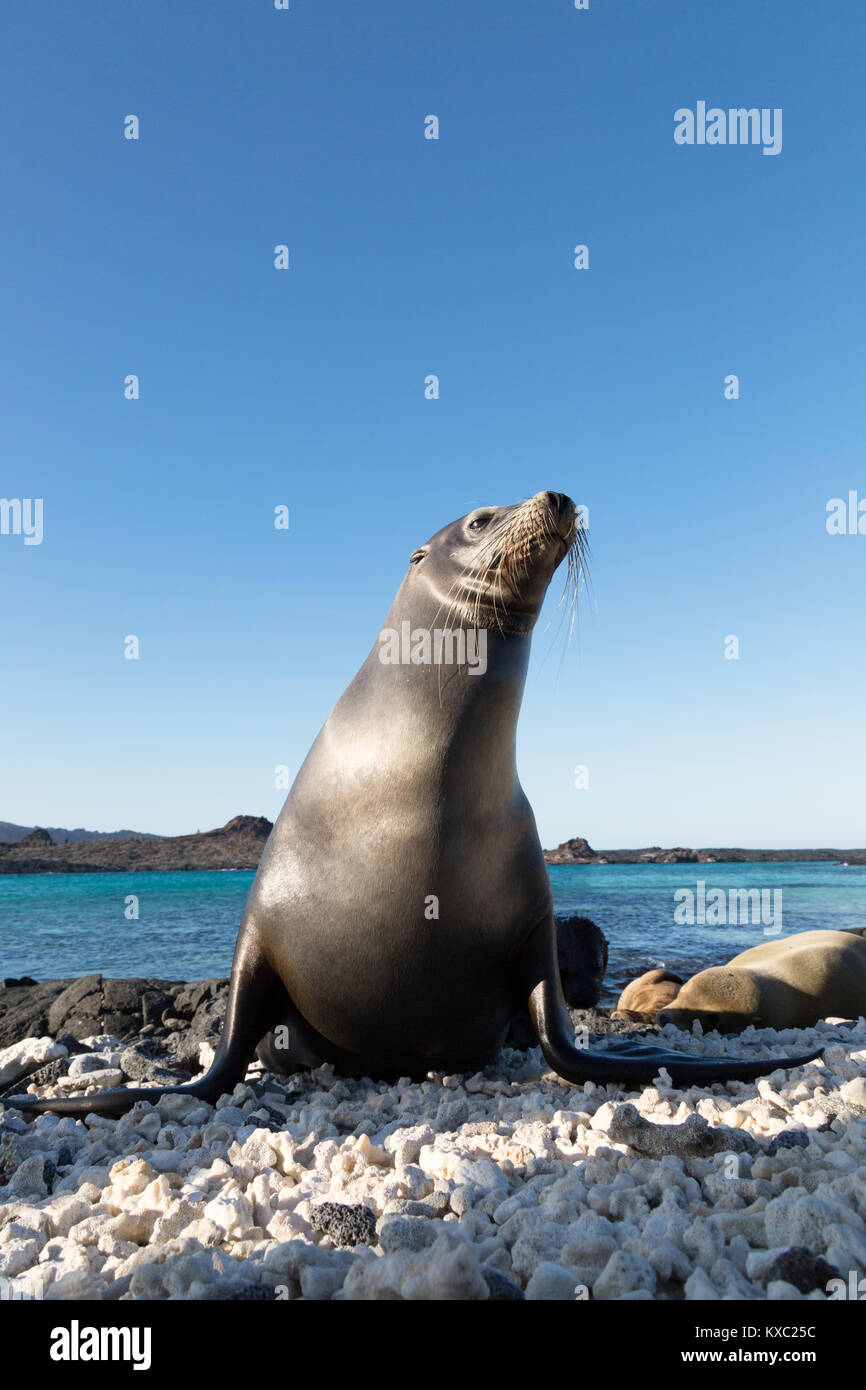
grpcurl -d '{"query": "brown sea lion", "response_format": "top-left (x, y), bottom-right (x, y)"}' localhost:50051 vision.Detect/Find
top-left (4, 492), bottom-right (822, 1117)
top-left (612, 968), bottom-right (684, 1022)
top-left (657, 929), bottom-right (866, 1033)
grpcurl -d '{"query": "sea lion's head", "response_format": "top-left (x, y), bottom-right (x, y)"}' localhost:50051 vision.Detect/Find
top-left (406, 490), bottom-right (585, 635)
top-left (656, 966), bottom-right (763, 1034)
top-left (558, 915), bottom-right (609, 1008)
top-left (611, 968), bottom-right (684, 1022)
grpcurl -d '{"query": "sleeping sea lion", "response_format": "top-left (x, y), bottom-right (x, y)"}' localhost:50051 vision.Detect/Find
top-left (612, 968), bottom-right (684, 1022)
top-left (657, 929), bottom-right (866, 1033)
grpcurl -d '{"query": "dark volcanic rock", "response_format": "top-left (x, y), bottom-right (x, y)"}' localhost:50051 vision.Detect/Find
top-left (96, 1012), bottom-right (141, 1040)
top-left (21, 975), bottom-right (233, 1047)
top-left (223, 1284), bottom-right (277, 1300)
top-left (186, 992), bottom-right (228, 1043)
top-left (308, 1202), bottom-right (378, 1248)
top-left (141, 988), bottom-right (173, 1026)
top-left (761, 1247), bottom-right (840, 1295)
top-left (0, 963), bottom-right (653, 1113)
top-left (102, 978), bottom-right (151, 1015)
top-left (0, 979), bottom-right (75, 1049)
top-left (174, 980), bottom-right (226, 1018)
top-left (0, 1050), bottom-right (86, 1099)
top-left (120, 1038), bottom-right (191, 1084)
top-left (766, 1130), bottom-right (811, 1155)
top-left (19, 1056), bottom-right (77, 1090)
top-left (165, 990), bottom-right (229, 1069)
top-left (47, 975), bottom-right (104, 1034)
top-left (482, 1267), bottom-right (525, 1300)
top-left (570, 1007), bottom-right (659, 1039)
top-left (173, 981), bottom-right (214, 1017)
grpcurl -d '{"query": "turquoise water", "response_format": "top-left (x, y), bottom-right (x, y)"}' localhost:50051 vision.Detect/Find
top-left (1, 863), bottom-right (864, 1003)
top-left (550, 861), bottom-right (866, 1000)
top-left (0, 871), bottom-right (254, 982)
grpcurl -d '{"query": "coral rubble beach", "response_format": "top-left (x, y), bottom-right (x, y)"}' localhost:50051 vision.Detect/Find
top-left (1, 976), bottom-right (864, 1301)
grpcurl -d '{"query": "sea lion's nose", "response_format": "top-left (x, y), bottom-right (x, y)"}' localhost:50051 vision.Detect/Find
top-left (539, 491), bottom-right (574, 515)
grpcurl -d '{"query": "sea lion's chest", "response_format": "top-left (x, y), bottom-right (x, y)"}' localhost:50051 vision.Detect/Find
top-left (248, 640), bottom-right (550, 977)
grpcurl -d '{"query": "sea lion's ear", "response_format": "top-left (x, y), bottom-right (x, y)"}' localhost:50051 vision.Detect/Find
top-left (409, 548), bottom-right (427, 565)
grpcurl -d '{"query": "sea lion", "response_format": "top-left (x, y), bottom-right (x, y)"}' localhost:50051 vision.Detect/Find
top-left (557, 916), bottom-right (609, 1009)
top-left (507, 914), bottom-right (609, 1048)
top-left (4, 491), bottom-right (822, 1116)
top-left (657, 929), bottom-right (866, 1033)
top-left (612, 968), bottom-right (684, 1022)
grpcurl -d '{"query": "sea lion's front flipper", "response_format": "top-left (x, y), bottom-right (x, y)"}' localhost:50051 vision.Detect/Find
top-left (519, 918), bottom-right (824, 1086)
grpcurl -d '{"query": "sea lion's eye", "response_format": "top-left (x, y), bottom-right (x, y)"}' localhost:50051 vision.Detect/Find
top-left (410, 549), bottom-right (426, 565)
top-left (468, 514), bottom-right (492, 532)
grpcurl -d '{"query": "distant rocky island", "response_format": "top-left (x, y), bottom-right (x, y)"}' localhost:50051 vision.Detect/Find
top-left (1, 820), bottom-right (864, 874)
top-left (0, 821), bottom-right (159, 846)
top-left (544, 836), bottom-right (866, 866)
top-left (0, 816), bottom-right (273, 874)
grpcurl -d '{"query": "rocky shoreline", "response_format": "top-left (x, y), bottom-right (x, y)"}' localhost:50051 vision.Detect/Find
top-left (0, 817), bottom-right (273, 875)
top-left (0, 976), bottom-right (230, 1088)
top-left (544, 836), bottom-right (866, 866)
top-left (1, 975), bottom-right (865, 1301)
top-left (3, 819), bottom-right (865, 873)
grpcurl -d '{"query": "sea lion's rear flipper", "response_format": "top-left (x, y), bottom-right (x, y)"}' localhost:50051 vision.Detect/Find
top-left (1, 934), bottom-right (286, 1119)
top-left (519, 919), bottom-right (824, 1086)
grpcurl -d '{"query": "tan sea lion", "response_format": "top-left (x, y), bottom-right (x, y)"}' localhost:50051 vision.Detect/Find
top-left (656, 929), bottom-right (866, 1033)
top-left (612, 968), bottom-right (684, 1022)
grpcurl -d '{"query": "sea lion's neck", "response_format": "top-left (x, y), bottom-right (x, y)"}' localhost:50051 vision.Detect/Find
top-left (315, 593), bottom-right (534, 801)
top-left (373, 588), bottom-right (533, 717)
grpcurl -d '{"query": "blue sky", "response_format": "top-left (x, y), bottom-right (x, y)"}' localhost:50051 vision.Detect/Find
top-left (2, 0), bottom-right (864, 849)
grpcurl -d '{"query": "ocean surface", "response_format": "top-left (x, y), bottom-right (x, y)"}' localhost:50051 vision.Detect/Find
top-left (1, 863), bottom-right (864, 1005)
